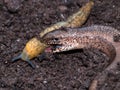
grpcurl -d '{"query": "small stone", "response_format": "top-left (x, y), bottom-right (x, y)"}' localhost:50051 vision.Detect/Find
top-left (4, 0), bottom-right (23, 13)
top-left (4, 61), bottom-right (8, 64)
top-left (43, 80), bottom-right (47, 84)
top-left (0, 44), bottom-right (6, 50)
top-left (112, 5), bottom-right (115, 8)
top-left (60, 14), bottom-right (65, 19)
top-left (16, 38), bottom-right (21, 42)
top-left (58, 5), bottom-right (68, 12)
top-left (36, 65), bottom-right (39, 68)
top-left (17, 65), bottom-right (20, 68)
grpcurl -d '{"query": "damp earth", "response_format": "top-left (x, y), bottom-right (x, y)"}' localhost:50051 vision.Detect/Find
top-left (0, 0), bottom-right (120, 90)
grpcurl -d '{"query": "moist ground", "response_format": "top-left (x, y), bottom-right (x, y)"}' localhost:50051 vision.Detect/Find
top-left (0, 0), bottom-right (120, 90)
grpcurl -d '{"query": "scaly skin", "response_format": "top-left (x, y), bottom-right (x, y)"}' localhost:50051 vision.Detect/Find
top-left (43, 25), bottom-right (120, 42)
top-left (44, 36), bottom-right (116, 61)
top-left (12, 1), bottom-right (94, 68)
top-left (43, 25), bottom-right (120, 90)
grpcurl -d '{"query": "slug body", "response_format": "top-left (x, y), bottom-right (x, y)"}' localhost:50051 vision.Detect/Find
top-left (40, 0), bottom-right (94, 37)
top-left (43, 25), bottom-right (120, 90)
top-left (12, 1), bottom-right (94, 68)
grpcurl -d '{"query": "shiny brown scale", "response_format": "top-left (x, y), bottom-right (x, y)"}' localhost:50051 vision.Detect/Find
top-left (43, 25), bottom-right (120, 90)
top-left (46, 36), bottom-right (116, 61)
top-left (43, 25), bottom-right (120, 43)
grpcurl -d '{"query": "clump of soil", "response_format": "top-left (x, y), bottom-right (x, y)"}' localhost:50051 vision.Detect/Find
top-left (0, 0), bottom-right (120, 90)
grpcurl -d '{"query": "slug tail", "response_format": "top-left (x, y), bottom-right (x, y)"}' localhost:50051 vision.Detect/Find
top-left (66, 0), bottom-right (94, 28)
top-left (40, 1), bottom-right (94, 38)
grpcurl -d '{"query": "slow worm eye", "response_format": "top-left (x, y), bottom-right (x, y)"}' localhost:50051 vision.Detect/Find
top-left (52, 38), bottom-right (59, 42)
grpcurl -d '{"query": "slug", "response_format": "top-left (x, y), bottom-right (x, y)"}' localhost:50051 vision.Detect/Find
top-left (42, 25), bottom-right (120, 90)
top-left (12, 1), bottom-right (94, 68)
top-left (40, 0), bottom-right (94, 37)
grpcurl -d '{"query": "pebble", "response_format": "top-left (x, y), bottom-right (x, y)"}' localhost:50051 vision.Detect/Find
top-left (4, 60), bottom-right (8, 64)
top-left (4, 0), bottom-right (23, 13)
top-left (16, 38), bottom-right (21, 42)
top-left (58, 5), bottom-right (68, 12)
top-left (43, 80), bottom-right (47, 84)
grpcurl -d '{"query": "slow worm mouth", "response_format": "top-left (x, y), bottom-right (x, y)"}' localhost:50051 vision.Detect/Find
top-left (45, 44), bottom-right (63, 53)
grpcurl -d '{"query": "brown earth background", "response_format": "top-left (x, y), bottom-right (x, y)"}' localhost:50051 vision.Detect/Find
top-left (0, 0), bottom-right (120, 90)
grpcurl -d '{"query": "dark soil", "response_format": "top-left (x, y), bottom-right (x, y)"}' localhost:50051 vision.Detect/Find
top-left (0, 0), bottom-right (120, 90)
